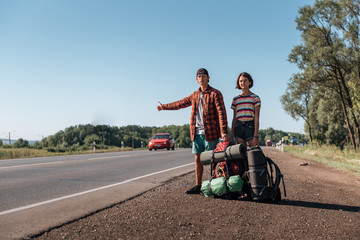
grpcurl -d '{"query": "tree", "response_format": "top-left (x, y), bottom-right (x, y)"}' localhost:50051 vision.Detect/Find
top-left (281, 73), bottom-right (313, 141)
top-left (33, 141), bottom-right (42, 149)
top-left (286, 0), bottom-right (360, 149)
top-left (13, 138), bottom-right (29, 148)
top-left (84, 134), bottom-right (101, 146)
top-left (307, 88), bottom-right (348, 145)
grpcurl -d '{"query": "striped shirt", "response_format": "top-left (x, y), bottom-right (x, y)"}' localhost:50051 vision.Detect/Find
top-left (231, 93), bottom-right (261, 121)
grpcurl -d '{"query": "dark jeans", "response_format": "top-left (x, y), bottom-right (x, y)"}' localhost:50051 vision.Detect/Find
top-left (234, 120), bottom-right (255, 141)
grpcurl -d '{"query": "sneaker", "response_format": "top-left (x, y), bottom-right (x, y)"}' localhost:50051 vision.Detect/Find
top-left (186, 185), bottom-right (201, 194)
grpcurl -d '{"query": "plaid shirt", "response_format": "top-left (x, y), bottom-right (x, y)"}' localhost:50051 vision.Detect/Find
top-left (162, 86), bottom-right (228, 141)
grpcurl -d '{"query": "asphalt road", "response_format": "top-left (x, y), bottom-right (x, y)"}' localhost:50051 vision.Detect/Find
top-left (0, 149), bottom-right (195, 239)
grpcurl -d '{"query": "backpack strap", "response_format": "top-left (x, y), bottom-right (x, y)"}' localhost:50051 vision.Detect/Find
top-left (211, 149), bottom-right (215, 177)
top-left (224, 145), bottom-right (232, 178)
top-left (265, 157), bottom-right (287, 199)
top-left (208, 165), bottom-right (227, 196)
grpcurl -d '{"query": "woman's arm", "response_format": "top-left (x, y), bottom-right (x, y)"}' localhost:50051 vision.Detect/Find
top-left (253, 105), bottom-right (261, 145)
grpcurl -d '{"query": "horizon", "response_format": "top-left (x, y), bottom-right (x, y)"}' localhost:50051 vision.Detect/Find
top-left (1, 124), bottom-right (305, 142)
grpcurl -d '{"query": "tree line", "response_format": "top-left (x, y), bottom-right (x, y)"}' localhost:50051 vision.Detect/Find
top-left (37, 124), bottom-right (192, 152)
top-left (0, 124), bottom-right (305, 152)
top-left (0, 124), bottom-right (191, 152)
top-left (281, 0), bottom-right (360, 150)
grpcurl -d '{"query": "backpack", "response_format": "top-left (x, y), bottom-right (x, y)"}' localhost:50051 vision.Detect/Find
top-left (244, 147), bottom-right (286, 202)
top-left (201, 142), bottom-right (247, 198)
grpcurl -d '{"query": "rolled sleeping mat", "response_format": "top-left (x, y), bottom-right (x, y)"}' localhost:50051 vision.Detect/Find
top-left (200, 143), bottom-right (246, 165)
top-left (247, 147), bottom-right (270, 200)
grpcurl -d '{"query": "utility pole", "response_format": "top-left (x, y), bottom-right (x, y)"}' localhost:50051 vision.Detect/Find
top-left (9, 132), bottom-right (11, 145)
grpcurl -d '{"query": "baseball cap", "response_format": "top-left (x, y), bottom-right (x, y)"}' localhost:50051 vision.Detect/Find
top-left (196, 68), bottom-right (209, 76)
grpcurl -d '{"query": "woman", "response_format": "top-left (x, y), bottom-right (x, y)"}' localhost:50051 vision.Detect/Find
top-left (230, 72), bottom-right (261, 148)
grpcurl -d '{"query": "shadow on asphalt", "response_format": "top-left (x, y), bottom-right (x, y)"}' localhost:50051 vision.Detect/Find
top-left (282, 200), bottom-right (360, 213)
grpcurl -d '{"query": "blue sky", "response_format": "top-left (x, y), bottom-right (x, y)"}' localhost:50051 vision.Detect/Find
top-left (0, 0), bottom-right (314, 141)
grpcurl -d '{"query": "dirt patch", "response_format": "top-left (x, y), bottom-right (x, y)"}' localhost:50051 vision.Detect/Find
top-left (33, 148), bottom-right (360, 240)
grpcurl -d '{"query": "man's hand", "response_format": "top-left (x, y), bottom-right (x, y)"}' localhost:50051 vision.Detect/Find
top-left (157, 101), bottom-right (163, 111)
top-left (221, 134), bottom-right (228, 142)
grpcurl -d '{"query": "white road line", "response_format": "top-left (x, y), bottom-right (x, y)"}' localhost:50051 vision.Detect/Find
top-left (86, 150), bottom-right (187, 161)
top-left (0, 161), bottom-right (64, 170)
top-left (0, 162), bottom-right (194, 216)
top-left (0, 154), bottom-right (135, 168)
top-left (86, 155), bottom-right (133, 160)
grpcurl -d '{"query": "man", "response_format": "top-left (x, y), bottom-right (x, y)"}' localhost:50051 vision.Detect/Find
top-left (157, 68), bottom-right (228, 194)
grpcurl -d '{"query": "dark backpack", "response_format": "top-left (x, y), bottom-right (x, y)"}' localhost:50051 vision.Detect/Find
top-left (244, 147), bottom-right (286, 202)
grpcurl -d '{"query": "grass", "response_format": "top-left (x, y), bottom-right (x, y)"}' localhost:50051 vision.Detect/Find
top-left (0, 146), bottom-right (139, 160)
top-left (284, 144), bottom-right (360, 176)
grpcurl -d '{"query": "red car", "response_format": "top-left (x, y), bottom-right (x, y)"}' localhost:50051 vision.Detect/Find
top-left (148, 133), bottom-right (175, 151)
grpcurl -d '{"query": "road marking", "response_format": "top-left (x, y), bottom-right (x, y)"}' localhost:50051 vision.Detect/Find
top-left (0, 161), bottom-right (64, 170)
top-left (0, 150), bottom-right (188, 168)
top-left (0, 162), bottom-right (194, 216)
top-left (86, 155), bottom-right (133, 160)
top-left (86, 150), bottom-right (188, 161)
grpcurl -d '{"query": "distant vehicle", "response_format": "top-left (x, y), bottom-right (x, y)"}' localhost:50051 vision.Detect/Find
top-left (148, 133), bottom-right (175, 151)
top-left (266, 139), bottom-right (272, 147)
